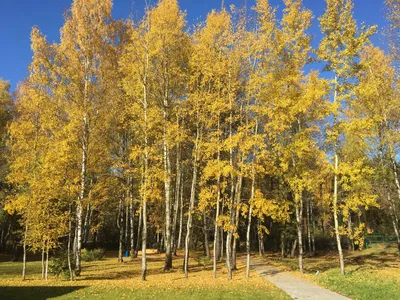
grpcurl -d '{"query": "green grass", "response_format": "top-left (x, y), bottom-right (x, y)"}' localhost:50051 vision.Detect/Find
top-left (0, 251), bottom-right (290, 300)
top-left (315, 266), bottom-right (400, 300)
top-left (0, 285), bottom-right (287, 300)
top-left (269, 247), bottom-right (400, 300)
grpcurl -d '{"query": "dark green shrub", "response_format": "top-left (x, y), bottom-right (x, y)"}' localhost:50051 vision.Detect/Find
top-left (49, 251), bottom-right (75, 279)
top-left (81, 248), bottom-right (105, 262)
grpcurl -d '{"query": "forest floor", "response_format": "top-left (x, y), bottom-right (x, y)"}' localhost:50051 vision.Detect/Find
top-left (265, 246), bottom-right (400, 300)
top-left (0, 250), bottom-right (289, 300)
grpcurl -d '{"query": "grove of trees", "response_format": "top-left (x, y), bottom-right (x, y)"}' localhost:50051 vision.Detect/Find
top-left (1, 0), bottom-right (400, 281)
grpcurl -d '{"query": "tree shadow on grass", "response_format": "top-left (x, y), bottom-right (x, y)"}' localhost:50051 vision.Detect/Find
top-left (344, 253), bottom-right (400, 271)
top-left (296, 251), bottom-right (400, 274)
top-left (0, 286), bottom-right (86, 300)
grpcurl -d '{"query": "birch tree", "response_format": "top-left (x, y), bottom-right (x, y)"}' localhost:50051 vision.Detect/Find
top-left (56, 0), bottom-right (115, 275)
top-left (319, 0), bottom-right (376, 275)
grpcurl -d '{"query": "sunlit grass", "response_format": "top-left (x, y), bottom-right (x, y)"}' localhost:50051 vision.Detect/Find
top-left (268, 247), bottom-right (400, 300)
top-left (0, 250), bottom-right (290, 299)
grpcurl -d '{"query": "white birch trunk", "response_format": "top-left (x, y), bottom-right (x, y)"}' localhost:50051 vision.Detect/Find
top-left (307, 196), bottom-right (312, 253)
top-left (246, 168), bottom-right (255, 279)
top-left (232, 174), bottom-right (243, 271)
top-left (172, 137), bottom-right (181, 255)
top-left (22, 224), bottom-right (28, 280)
top-left (388, 191), bottom-right (400, 244)
top-left (41, 242), bottom-right (45, 280)
top-left (129, 179), bottom-right (135, 258)
top-left (213, 175), bottom-right (221, 278)
top-left (177, 175), bottom-right (184, 250)
top-left (184, 124), bottom-right (200, 279)
top-left (118, 197), bottom-right (124, 263)
top-left (136, 205), bottom-right (142, 257)
top-left (333, 76), bottom-right (345, 276)
top-left (45, 245), bottom-right (49, 281)
top-left (203, 212), bottom-right (210, 259)
top-left (68, 205), bottom-right (74, 281)
top-left (295, 195), bottom-right (304, 273)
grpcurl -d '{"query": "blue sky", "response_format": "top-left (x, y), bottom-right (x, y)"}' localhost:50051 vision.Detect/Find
top-left (0, 0), bottom-right (386, 91)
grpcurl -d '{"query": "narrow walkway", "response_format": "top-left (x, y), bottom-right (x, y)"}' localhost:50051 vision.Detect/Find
top-left (250, 259), bottom-right (351, 300)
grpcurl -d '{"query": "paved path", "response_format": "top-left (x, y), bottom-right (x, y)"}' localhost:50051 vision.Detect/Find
top-left (250, 259), bottom-right (351, 300)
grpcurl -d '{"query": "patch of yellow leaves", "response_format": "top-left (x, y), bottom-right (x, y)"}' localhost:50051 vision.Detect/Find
top-left (0, 251), bottom-right (281, 295)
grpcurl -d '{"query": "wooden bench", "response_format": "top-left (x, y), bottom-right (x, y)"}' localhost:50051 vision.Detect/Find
top-left (365, 234), bottom-right (398, 249)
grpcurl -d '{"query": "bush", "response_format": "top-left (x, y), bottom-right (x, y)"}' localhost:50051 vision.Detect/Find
top-left (81, 248), bottom-right (105, 262)
top-left (314, 233), bottom-right (336, 251)
top-left (49, 251), bottom-right (74, 279)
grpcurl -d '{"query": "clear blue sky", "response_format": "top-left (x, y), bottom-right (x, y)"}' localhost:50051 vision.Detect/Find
top-left (0, 0), bottom-right (386, 91)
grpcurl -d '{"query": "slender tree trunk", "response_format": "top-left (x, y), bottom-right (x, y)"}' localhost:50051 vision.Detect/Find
top-left (307, 196), bottom-right (312, 253)
top-left (391, 158), bottom-right (400, 202)
top-left (0, 229), bottom-right (3, 253)
top-left (75, 201), bottom-right (83, 275)
top-left (388, 191), bottom-right (400, 244)
top-left (161, 231), bottom-right (165, 253)
top-left (125, 196), bottom-right (129, 255)
top-left (258, 220), bottom-right (264, 257)
top-left (295, 195), bottom-right (304, 273)
top-left (290, 239), bottom-right (297, 259)
top-left (310, 198), bottom-right (316, 255)
top-left (140, 17), bottom-right (150, 280)
top-left (135, 205), bottom-right (142, 257)
top-left (45, 245), bottom-right (49, 281)
top-left (75, 53), bottom-right (91, 275)
top-left (162, 61), bottom-right (173, 271)
top-left (246, 203), bottom-right (253, 280)
top-left (75, 111), bottom-right (89, 276)
top-left (183, 162), bottom-right (197, 278)
top-left (390, 157), bottom-right (400, 247)
top-left (184, 125), bottom-right (200, 279)
top-left (118, 198), bottom-right (124, 263)
top-left (226, 217), bottom-right (233, 279)
top-left (5, 224), bottom-right (11, 251)
top-left (220, 209), bottom-right (224, 261)
top-left (226, 74), bottom-right (234, 280)
top-left (177, 178), bottom-right (184, 250)
top-left (348, 213), bottom-right (354, 251)
top-left (246, 169), bottom-right (255, 279)
top-left (213, 117), bottom-right (221, 278)
top-left (68, 205), bottom-right (74, 281)
top-left (334, 151), bottom-right (345, 275)
top-left (129, 179), bottom-right (135, 258)
top-left (232, 174), bottom-right (243, 271)
top-left (0, 223), bottom-right (11, 253)
top-left (157, 232), bottom-right (160, 253)
top-left (83, 203), bottom-right (90, 244)
top-left (203, 212), bottom-right (210, 259)
top-left (73, 227), bottom-right (77, 258)
top-left (163, 137), bottom-right (173, 270)
top-left (172, 137), bottom-right (181, 255)
top-left (213, 175), bottom-right (221, 278)
top-left (333, 76), bottom-right (345, 276)
top-left (141, 193), bottom-right (147, 280)
top-left (281, 231), bottom-right (285, 259)
top-left (226, 175), bottom-right (235, 279)
top-left (22, 224), bottom-right (28, 280)
top-left (93, 231), bottom-right (97, 249)
top-left (41, 242), bottom-right (45, 280)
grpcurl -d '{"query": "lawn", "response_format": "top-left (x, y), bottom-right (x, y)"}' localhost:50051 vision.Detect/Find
top-left (0, 250), bottom-right (290, 300)
top-left (269, 246), bottom-right (400, 300)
